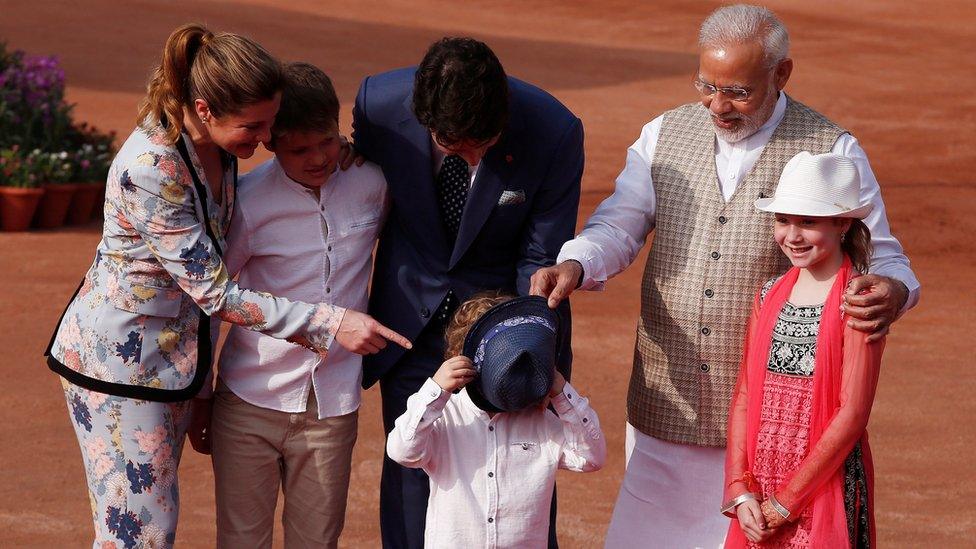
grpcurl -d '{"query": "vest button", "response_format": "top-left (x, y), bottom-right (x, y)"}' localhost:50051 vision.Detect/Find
top-left (718, 215), bottom-right (727, 224)
top-left (711, 251), bottom-right (720, 260)
top-left (421, 307), bottom-right (430, 318)
top-left (701, 327), bottom-right (711, 335)
top-left (704, 289), bottom-right (714, 298)
top-left (700, 363), bottom-right (710, 372)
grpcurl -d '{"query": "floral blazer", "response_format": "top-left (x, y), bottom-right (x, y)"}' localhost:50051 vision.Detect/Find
top-left (47, 124), bottom-right (344, 401)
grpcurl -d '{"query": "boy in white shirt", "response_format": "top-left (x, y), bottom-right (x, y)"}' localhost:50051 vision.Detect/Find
top-left (387, 293), bottom-right (606, 548)
top-left (209, 62), bottom-right (388, 548)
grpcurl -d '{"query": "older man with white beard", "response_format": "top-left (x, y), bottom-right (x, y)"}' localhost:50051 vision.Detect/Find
top-left (531, 4), bottom-right (919, 547)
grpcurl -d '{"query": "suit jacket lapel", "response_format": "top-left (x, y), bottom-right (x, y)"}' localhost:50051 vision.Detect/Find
top-left (449, 131), bottom-right (517, 269)
top-left (392, 97), bottom-right (452, 260)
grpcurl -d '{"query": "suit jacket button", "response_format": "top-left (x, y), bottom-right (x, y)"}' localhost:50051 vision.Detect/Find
top-left (421, 307), bottom-right (430, 318)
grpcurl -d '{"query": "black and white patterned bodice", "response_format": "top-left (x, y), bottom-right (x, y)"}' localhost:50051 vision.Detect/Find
top-left (760, 277), bottom-right (825, 377)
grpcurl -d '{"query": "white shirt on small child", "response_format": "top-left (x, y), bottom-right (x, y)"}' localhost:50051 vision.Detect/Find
top-left (216, 158), bottom-right (388, 418)
top-left (386, 377), bottom-right (607, 549)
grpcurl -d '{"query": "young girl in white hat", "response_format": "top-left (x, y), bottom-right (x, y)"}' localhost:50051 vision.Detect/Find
top-left (722, 151), bottom-right (885, 548)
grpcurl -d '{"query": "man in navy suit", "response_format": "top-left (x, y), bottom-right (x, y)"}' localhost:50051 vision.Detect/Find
top-left (352, 37), bottom-right (583, 548)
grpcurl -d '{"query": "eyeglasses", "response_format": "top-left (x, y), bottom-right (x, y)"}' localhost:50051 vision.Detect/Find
top-left (693, 78), bottom-right (752, 102)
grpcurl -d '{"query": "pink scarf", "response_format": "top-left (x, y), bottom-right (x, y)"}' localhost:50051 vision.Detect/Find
top-left (726, 256), bottom-right (875, 547)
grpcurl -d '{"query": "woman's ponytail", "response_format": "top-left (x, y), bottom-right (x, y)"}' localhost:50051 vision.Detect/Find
top-left (138, 24), bottom-right (213, 143)
top-left (137, 23), bottom-right (281, 144)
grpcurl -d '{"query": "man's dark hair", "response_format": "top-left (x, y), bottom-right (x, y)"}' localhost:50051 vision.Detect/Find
top-left (271, 62), bottom-right (340, 142)
top-left (412, 37), bottom-right (509, 147)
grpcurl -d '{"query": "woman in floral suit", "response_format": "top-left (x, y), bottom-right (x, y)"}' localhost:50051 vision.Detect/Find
top-left (45, 24), bottom-right (408, 548)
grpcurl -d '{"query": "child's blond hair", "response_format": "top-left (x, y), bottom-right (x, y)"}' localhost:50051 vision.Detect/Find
top-left (443, 290), bottom-right (514, 358)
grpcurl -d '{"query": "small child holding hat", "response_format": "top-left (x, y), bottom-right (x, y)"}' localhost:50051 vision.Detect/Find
top-left (386, 292), bottom-right (606, 548)
top-left (723, 151), bottom-right (886, 547)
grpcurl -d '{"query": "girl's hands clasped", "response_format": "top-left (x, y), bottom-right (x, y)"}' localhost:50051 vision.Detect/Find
top-left (736, 498), bottom-right (773, 543)
top-left (433, 356), bottom-right (477, 393)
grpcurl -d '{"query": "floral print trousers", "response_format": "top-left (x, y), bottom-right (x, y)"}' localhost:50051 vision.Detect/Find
top-left (62, 379), bottom-right (190, 549)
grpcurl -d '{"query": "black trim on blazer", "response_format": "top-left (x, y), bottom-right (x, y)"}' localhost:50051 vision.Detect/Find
top-left (45, 134), bottom-right (235, 403)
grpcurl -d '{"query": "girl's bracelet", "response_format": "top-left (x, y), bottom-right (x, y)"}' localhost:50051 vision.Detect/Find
top-left (720, 492), bottom-right (759, 517)
top-left (767, 493), bottom-right (791, 520)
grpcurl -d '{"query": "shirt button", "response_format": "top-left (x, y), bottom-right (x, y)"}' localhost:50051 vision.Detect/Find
top-left (320, 205), bottom-right (325, 211)
top-left (718, 215), bottom-right (728, 224)
top-left (488, 472), bottom-right (494, 478)
top-left (421, 307), bottom-right (430, 318)
top-left (700, 363), bottom-right (710, 373)
top-left (326, 287), bottom-right (331, 294)
top-left (701, 327), bottom-right (711, 335)
top-left (582, 417), bottom-right (588, 423)
top-left (488, 517), bottom-right (494, 523)
top-left (488, 426), bottom-right (494, 432)
top-left (327, 245), bottom-right (332, 252)
top-left (704, 289), bottom-right (714, 298)
top-left (711, 251), bottom-right (720, 260)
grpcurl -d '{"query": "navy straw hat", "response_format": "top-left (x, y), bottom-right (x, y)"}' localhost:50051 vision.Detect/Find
top-left (461, 295), bottom-right (563, 413)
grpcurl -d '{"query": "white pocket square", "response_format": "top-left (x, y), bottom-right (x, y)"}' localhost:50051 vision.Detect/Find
top-left (497, 189), bottom-right (526, 206)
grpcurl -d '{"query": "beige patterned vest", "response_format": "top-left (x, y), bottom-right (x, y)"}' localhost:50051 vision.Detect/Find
top-left (629, 97), bottom-right (845, 447)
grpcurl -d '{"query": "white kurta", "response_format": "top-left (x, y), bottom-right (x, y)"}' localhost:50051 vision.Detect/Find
top-left (558, 92), bottom-right (920, 308)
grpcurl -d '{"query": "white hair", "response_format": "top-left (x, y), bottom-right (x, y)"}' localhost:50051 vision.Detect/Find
top-left (698, 4), bottom-right (790, 68)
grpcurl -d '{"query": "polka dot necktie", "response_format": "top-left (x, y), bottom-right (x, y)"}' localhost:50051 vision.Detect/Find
top-left (436, 154), bottom-right (469, 242)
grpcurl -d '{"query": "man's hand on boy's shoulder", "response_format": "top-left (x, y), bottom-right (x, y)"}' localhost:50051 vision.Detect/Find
top-left (338, 136), bottom-right (366, 170)
top-left (433, 356), bottom-right (477, 393)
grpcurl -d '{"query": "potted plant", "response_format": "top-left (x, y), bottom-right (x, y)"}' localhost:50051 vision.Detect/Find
top-left (32, 149), bottom-right (77, 228)
top-left (0, 146), bottom-right (45, 231)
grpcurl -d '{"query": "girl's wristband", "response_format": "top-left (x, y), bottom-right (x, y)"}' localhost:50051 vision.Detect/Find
top-left (768, 493), bottom-right (791, 520)
top-left (720, 492), bottom-right (759, 518)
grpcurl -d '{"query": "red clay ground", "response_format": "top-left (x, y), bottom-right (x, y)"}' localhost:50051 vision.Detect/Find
top-left (1, 0), bottom-right (974, 546)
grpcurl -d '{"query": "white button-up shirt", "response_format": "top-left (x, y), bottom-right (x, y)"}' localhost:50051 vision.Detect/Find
top-left (559, 92), bottom-right (920, 311)
top-left (387, 378), bottom-right (606, 548)
top-left (216, 158), bottom-right (388, 418)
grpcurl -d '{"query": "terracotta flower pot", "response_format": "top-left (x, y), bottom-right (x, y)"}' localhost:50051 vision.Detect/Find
top-left (66, 182), bottom-right (103, 225)
top-left (0, 186), bottom-right (46, 232)
top-left (33, 183), bottom-right (79, 229)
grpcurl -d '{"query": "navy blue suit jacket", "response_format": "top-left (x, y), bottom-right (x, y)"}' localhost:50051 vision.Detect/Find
top-left (354, 67), bottom-right (583, 388)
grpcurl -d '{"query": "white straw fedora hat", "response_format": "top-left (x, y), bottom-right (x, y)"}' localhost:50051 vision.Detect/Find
top-left (755, 151), bottom-right (874, 219)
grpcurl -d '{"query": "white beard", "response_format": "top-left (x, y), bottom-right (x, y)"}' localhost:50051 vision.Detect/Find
top-left (711, 90), bottom-right (778, 143)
